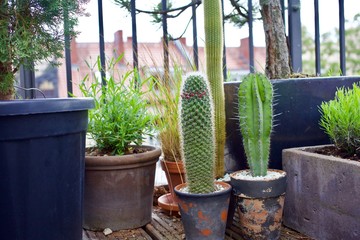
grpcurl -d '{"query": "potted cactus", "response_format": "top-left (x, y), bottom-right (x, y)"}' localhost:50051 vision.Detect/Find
top-left (282, 83), bottom-right (360, 240)
top-left (229, 73), bottom-right (286, 240)
top-left (173, 73), bottom-right (232, 239)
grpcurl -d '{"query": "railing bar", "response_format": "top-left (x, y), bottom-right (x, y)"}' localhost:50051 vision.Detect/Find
top-left (98, 0), bottom-right (106, 86)
top-left (248, 0), bottom-right (254, 73)
top-left (192, 0), bottom-right (199, 70)
top-left (314, 0), bottom-right (321, 76)
top-left (338, 0), bottom-right (346, 75)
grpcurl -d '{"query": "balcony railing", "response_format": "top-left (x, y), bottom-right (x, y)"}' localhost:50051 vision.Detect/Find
top-left (19, 0), bottom-right (351, 99)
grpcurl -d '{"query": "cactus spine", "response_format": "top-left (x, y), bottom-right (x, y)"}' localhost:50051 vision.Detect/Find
top-left (204, 0), bottom-right (226, 178)
top-left (179, 73), bottom-right (215, 194)
top-left (238, 73), bottom-right (273, 177)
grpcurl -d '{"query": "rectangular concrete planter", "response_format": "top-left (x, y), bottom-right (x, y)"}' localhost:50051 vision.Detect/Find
top-left (282, 145), bottom-right (360, 240)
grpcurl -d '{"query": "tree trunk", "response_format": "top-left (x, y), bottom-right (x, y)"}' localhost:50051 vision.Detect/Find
top-left (0, 62), bottom-right (14, 100)
top-left (260, 0), bottom-right (291, 79)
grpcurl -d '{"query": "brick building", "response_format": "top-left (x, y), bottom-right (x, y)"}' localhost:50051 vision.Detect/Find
top-left (57, 30), bottom-right (266, 97)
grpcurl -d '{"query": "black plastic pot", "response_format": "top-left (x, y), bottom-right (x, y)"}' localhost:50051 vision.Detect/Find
top-left (0, 98), bottom-right (94, 240)
top-left (224, 76), bottom-right (360, 171)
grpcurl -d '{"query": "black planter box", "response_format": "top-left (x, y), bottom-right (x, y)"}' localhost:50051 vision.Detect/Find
top-left (0, 98), bottom-right (93, 240)
top-left (224, 76), bottom-right (360, 172)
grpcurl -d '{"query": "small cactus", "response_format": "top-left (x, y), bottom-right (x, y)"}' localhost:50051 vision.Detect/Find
top-left (179, 73), bottom-right (215, 193)
top-left (238, 73), bottom-right (273, 177)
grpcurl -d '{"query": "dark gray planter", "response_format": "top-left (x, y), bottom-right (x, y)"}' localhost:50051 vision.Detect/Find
top-left (0, 98), bottom-right (94, 240)
top-left (282, 145), bottom-right (360, 240)
top-left (224, 76), bottom-right (360, 172)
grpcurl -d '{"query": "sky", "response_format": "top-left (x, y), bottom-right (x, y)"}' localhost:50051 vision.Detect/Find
top-left (75, 0), bottom-right (360, 47)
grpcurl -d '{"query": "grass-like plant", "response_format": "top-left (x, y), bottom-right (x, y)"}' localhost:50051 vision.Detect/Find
top-left (319, 83), bottom-right (360, 155)
top-left (147, 65), bottom-right (183, 162)
top-left (79, 56), bottom-right (156, 155)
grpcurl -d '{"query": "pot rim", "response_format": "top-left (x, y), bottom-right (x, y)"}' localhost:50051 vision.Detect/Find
top-left (85, 145), bottom-right (161, 170)
top-left (174, 182), bottom-right (232, 198)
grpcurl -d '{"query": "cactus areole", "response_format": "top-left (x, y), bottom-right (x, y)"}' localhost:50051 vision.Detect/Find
top-left (238, 73), bottom-right (273, 177)
top-left (179, 73), bottom-right (216, 194)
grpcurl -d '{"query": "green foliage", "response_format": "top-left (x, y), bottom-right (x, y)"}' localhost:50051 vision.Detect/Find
top-left (319, 83), bottom-right (360, 155)
top-left (238, 73), bottom-right (273, 177)
top-left (179, 73), bottom-right (215, 193)
top-left (79, 57), bottom-right (157, 156)
top-left (0, 0), bottom-right (88, 98)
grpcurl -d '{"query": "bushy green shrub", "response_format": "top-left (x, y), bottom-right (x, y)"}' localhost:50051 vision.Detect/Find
top-left (79, 57), bottom-right (156, 155)
top-left (319, 83), bottom-right (360, 155)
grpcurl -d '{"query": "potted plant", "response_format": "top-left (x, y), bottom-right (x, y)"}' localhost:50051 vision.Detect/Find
top-left (148, 68), bottom-right (185, 213)
top-left (230, 73), bottom-right (286, 240)
top-left (174, 72), bottom-right (232, 239)
top-left (0, 1), bottom-right (93, 240)
top-left (79, 57), bottom-right (161, 231)
top-left (282, 82), bottom-right (360, 240)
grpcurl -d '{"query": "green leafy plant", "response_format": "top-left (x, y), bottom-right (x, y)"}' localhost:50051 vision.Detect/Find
top-left (179, 72), bottom-right (215, 193)
top-left (238, 73), bottom-right (274, 177)
top-left (79, 57), bottom-right (156, 156)
top-left (0, 0), bottom-right (88, 100)
top-left (319, 83), bottom-right (360, 155)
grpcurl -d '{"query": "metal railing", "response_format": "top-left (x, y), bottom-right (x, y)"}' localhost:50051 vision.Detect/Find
top-left (20, 0), bottom-right (350, 98)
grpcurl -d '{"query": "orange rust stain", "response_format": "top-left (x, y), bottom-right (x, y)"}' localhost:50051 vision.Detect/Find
top-left (179, 200), bottom-right (189, 213)
top-left (197, 210), bottom-right (208, 221)
top-left (201, 228), bottom-right (212, 236)
top-left (221, 209), bottom-right (228, 222)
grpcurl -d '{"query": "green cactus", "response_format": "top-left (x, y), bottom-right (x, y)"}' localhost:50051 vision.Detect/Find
top-left (204, 0), bottom-right (226, 178)
top-left (238, 73), bottom-right (273, 177)
top-left (179, 73), bottom-right (215, 194)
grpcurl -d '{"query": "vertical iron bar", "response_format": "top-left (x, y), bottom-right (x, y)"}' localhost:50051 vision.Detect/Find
top-left (64, 5), bottom-right (73, 96)
top-left (19, 63), bottom-right (36, 99)
top-left (131, 0), bottom-right (139, 85)
top-left (314, 0), bottom-right (321, 76)
top-left (338, 0), bottom-right (346, 75)
top-left (288, 0), bottom-right (302, 72)
top-left (192, 0), bottom-right (199, 70)
top-left (248, 0), bottom-right (254, 73)
top-left (280, 0), bottom-right (285, 25)
top-left (98, 0), bottom-right (106, 86)
top-left (162, 0), bottom-right (169, 83)
top-left (221, 0), bottom-right (227, 80)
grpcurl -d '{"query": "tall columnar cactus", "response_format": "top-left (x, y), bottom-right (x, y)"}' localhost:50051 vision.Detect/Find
top-left (238, 73), bottom-right (273, 177)
top-left (179, 73), bottom-right (215, 194)
top-left (204, 0), bottom-right (226, 178)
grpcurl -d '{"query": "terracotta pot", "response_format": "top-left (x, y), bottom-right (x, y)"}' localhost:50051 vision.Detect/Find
top-left (230, 169), bottom-right (287, 240)
top-left (174, 182), bottom-right (232, 240)
top-left (158, 159), bottom-right (185, 212)
top-left (83, 145), bottom-right (161, 231)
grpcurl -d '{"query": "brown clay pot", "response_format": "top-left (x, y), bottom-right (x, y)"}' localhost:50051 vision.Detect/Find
top-left (83, 145), bottom-right (161, 231)
top-left (174, 182), bottom-right (232, 240)
top-left (230, 169), bottom-right (287, 240)
top-left (158, 159), bottom-right (185, 212)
